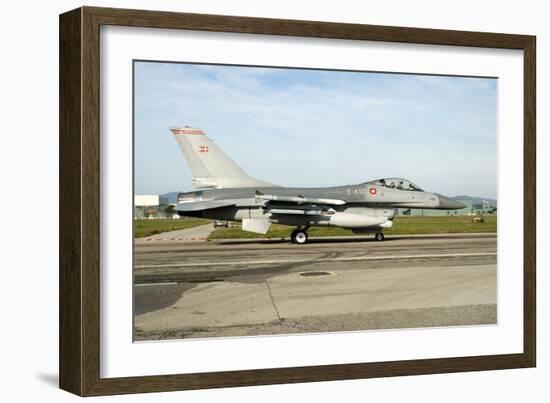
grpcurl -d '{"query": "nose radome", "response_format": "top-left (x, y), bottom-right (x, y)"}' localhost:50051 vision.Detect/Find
top-left (438, 196), bottom-right (466, 210)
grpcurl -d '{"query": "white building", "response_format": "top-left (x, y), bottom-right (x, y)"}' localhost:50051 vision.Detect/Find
top-left (134, 195), bottom-right (170, 218)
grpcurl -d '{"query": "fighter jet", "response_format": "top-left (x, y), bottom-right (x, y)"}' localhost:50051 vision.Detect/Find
top-left (170, 126), bottom-right (465, 244)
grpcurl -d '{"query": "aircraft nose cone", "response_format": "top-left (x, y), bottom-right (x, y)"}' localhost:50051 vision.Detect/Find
top-left (438, 196), bottom-right (466, 210)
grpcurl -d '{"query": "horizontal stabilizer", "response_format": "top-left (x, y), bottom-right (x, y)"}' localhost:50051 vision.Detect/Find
top-left (255, 191), bottom-right (346, 206)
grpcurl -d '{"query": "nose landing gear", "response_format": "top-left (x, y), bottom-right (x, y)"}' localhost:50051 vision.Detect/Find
top-left (374, 232), bottom-right (385, 241)
top-left (290, 228), bottom-right (309, 244)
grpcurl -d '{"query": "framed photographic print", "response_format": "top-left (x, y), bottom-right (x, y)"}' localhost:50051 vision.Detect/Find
top-left (59, 6), bottom-right (536, 396)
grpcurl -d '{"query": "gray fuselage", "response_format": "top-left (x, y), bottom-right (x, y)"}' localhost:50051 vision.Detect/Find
top-left (176, 180), bottom-right (463, 231)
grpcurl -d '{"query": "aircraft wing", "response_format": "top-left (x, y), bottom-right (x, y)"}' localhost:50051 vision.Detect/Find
top-left (175, 200), bottom-right (237, 212)
top-left (255, 191), bottom-right (346, 206)
top-left (265, 207), bottom-right (334, 216)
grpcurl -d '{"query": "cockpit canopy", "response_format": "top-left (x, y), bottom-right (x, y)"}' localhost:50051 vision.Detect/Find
top-left (365, 178), bottom-right (424, 192)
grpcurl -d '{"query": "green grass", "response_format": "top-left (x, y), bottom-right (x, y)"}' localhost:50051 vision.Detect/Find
top-left (208, 215), bottom-right (497, 240)
top-left (134, 218), bottom-right (211, 238)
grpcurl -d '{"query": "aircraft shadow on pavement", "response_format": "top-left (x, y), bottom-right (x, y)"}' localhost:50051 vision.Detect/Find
top-left (216, 236), bottom-right (387, 245)
top-left (213, 234), bottom-right (488, 246)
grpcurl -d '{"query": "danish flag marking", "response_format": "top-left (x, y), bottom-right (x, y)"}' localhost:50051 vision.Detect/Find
top-left (199, 145), bottom-right (209, 153)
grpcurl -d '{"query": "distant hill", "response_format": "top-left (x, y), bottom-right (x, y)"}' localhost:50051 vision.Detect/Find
top-left (163, 191), bottom-right (496, 205)
top-left (451, 195), bottom-right (497, 205)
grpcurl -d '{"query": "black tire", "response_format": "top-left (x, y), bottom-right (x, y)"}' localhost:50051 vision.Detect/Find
top-left (290, 230), bottom-right (298, 243)
top-left (375, 232), bottom-right (385, 241)
top-left (294, 230), bottom-right (308, 245)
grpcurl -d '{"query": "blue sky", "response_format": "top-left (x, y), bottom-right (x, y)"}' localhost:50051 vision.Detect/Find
top-left (134, 61), bottom-right (497, 199)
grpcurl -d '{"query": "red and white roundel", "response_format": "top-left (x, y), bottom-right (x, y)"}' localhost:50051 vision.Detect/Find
top-left (369, 187), bottom-right (377, 195)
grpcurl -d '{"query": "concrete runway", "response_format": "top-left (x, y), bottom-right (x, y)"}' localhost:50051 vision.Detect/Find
top-left (133, 233), bottom-right (497, 341)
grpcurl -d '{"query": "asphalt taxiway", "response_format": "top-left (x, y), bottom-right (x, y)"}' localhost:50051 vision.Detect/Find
top-left (133, 233), bottom-right (497, 340)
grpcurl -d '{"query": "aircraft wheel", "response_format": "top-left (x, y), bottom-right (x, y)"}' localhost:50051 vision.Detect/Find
top-left (293, 230), bottom-right (309, 245)
top-left (374, 232), bottom-right (385, 242)
top-left (290, 230), bottom-right (298, 243)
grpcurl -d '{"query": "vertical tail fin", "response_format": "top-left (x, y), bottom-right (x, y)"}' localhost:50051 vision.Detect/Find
top-left (170, 127), bottom-right (277, 189)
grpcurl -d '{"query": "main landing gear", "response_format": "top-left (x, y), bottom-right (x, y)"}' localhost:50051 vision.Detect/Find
top-left (374, 232), bottom-right (385, 242)
top-left (291, 228), bottom-right (309, 245)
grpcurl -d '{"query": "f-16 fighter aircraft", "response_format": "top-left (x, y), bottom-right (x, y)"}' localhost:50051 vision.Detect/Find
top-left (171, 126), bottom-right (465, 244)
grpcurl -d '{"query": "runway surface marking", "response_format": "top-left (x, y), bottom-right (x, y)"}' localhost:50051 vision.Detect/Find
top-left (134, 252), bottom-right (497, 269)
top-left (134, 282), bottom-right (178, 287)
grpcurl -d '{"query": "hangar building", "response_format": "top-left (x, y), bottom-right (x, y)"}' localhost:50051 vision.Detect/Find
top-left (134, 195), bottom-right (170, 219)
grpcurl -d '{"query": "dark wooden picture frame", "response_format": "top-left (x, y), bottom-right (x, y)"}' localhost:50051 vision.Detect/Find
top-left (59, 6), bottom-right (536, 396)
